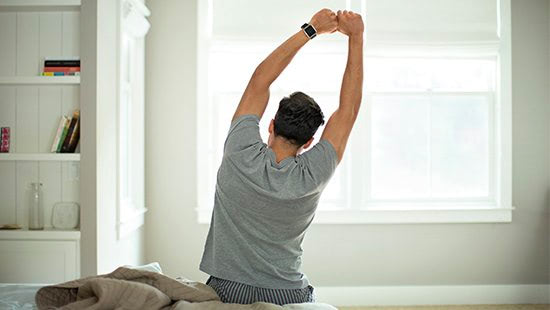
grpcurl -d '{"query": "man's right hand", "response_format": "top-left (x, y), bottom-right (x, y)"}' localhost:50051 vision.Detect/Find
top-left (337, 10), bottom-right (364, 37)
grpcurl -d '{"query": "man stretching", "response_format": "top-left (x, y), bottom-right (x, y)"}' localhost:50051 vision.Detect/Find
top-left (200, 9), bottom-right (364, 305)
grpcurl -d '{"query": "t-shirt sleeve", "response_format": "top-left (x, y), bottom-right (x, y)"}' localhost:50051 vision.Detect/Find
top-left (224, 114), bottom-right (263, 154)
top-left (300, 139), bottom-right (339, 190)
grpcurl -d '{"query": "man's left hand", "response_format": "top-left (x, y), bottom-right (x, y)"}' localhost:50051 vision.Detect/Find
top-left (309, 9), bottom-right (338, 35)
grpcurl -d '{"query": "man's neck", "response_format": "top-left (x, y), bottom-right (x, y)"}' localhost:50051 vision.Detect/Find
top-left (268, 137), bottom-right (299, 164)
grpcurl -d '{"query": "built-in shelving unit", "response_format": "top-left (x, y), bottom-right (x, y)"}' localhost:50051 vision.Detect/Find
top-left (0, 76), bottom-right (80, 85)
top-left (0, 0), bottom-right (82, 283)
top-left (0, 153), bottom-right (80, 161)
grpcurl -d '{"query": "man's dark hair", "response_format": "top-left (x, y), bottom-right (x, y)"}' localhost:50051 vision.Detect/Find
top-left (273, 91), bottom-right (325, 147)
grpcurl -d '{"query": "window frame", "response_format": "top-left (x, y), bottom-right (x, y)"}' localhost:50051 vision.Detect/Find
top-left (195, 0), bottom-right (513, 224)
top-left (116, 0), bottom-right (150, 238)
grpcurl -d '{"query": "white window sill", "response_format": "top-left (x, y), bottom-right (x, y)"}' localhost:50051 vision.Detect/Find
top-left (196, 206), bottom-right (514, 225)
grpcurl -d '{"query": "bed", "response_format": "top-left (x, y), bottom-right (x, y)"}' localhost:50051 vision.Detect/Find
top-left (0, 282), bottom-right (337, 310)
top-left (0, 264), bottom-right (336, 310)
top-left (0, 284), bottom-right (42, 309)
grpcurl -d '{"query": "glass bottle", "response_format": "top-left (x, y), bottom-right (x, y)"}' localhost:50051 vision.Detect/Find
top-left (29, 182), bottom-right (44, 230)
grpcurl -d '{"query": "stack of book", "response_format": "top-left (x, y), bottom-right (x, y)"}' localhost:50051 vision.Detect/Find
top-left (42, 57), bottom-right (80, 76)
top-left (51, 110), bottom-right (80, 153)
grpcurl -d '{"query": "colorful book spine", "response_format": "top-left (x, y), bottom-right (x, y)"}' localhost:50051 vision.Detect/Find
top-left (57, 118), bottom-right (71, 153)
top-left (51, 116), bottom-right (69, 152)
top-left (44, 60), bottom-right (80, 67)
top-left (0, 127), bottom-right (10, 153)
top-left (43, 67), bottom-right (80, 72)
top-left (61, 110), bottom-right (80, 153)
top-left (66, 110), bottom-right (80, 153)
top-left (42, 57), bottom-right (80, 77)
top-left (42, 72), bottom-right (80, 76)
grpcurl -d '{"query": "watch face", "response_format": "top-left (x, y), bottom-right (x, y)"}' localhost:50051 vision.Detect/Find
top-left (304, 25), bottom-right (316, 37)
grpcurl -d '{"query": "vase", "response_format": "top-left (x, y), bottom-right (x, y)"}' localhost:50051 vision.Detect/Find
top-left (29, 182), bottom-right (44, 230)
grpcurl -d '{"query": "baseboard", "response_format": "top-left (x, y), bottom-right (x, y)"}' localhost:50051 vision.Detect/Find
top-left (315, 284), bottom-right (550, 306)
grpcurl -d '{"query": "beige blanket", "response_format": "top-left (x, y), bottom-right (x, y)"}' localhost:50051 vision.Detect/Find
top-left (35, 267), bottom-right (336, 310)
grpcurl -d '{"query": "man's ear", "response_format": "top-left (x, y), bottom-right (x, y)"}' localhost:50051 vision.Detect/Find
top-left (302, 137), bottom-right (314, 150)
top-left (269, 119), bottom-right (274, 134)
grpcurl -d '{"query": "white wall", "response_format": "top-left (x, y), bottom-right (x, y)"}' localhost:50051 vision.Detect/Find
top-left (80, 0), bottom-right (145, 276)
top-left (511, 0), bottom-right (550, 287)
top-left (145, 0), bottom-right (550, 287)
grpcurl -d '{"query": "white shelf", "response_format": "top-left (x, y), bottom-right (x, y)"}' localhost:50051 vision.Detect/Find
top-left (0, 153), bottom-right (80, 161)
top-left (0, 76), bottom-right (80, 85)
top-left (0, 0), bottom-right (80, 5)
top-left (0, 229), bottom-right (80, 241)
top-left (0, 0), bottom-right (80, 9)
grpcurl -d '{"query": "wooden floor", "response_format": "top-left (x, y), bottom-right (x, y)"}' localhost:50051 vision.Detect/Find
top-left (338, 305), bottom-right (550, 310)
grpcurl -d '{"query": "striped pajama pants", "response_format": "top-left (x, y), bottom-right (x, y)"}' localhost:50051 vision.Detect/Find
top-left (206, 276), bottom-right (316, 305)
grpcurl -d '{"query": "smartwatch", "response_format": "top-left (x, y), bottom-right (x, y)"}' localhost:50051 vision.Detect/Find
top-left (301, 23), bottom-right (317, 39)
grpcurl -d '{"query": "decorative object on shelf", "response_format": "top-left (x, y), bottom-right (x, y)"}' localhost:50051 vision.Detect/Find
top-left (0, 224), bottom-right (22, 230)
top-left (42, 57), bottom-right (80, 76)
top-left (51, 110), bottom-right (80, 153)
top-left (52, 202), bottom-right (80, 229)
top-left (29, 182), bottom-right (44, 230)
top-left (1, 127), bottom-right (10, 153)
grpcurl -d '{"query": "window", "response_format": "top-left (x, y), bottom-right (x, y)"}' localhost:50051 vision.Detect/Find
top-left (117, 0), bottom-right (150, 237)
top-left (196, 0), bottom-right (512, 224)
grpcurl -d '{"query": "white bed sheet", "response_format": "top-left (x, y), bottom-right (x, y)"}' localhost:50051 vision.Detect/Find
top-left (0, 284), bottom-right (42, 310)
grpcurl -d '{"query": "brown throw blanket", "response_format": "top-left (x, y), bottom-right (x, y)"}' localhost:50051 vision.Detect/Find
top-left (35, 267), bottom-right (219, 309)
top-left (35, 267), bottom-right (337, 310)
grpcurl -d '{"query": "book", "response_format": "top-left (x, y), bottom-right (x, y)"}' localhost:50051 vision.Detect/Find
top-left (61, 110), bottom-right (80, 153)
top-left (45, 56), bottom-right (79, 61)
top-left (43, 57), bottom-right (81, 75)
top-left (57, 117), bottom-right (72, 153)
top-left (66, 112), bottom-right (80, 153)
top-left (42, 72), bottom-right (80, 76)
top-left (43, 67), bottom-right (80, 72)
top-left (45, 60), bottom-right (80, 67)
top-left (0, 127), bottom-right (10, 153)
top-left (51, 116), bottom-right (69, 152)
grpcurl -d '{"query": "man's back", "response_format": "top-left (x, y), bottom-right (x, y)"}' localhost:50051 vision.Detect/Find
top-left (200, 114), bottom-right (338, 289)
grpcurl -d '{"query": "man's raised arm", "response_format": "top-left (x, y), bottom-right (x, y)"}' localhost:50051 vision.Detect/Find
top-left (232, 9), bottom-right (338, 122)
top-left (321, 10), bottom-right (364, 162)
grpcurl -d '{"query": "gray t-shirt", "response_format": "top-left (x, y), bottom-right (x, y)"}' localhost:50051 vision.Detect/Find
top-left (199, 114), bottom-right (338, 289)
